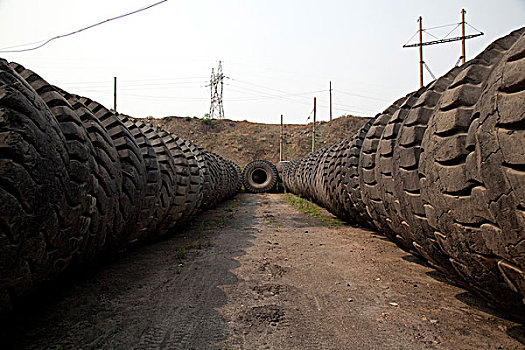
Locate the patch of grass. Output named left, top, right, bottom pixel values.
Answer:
left=201, top=117, right=219, bottom=128
left=214, top=216, right=229, bottom=228
left=193, top=199, right=238, bottom=228
left=282, top=192, right=344, bottom=227
left=262, top=219, right=281, bottom=227
left=200, top=220, right=215, bottom=229
left=224, top=199, right=238, bottom=213
left=175, top=246, right=187, bottom=261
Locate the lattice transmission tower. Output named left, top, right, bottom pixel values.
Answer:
left=208, top=61, right=226, bottom=119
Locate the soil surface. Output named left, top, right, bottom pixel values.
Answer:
left=2, top=193, right=524, bottom=349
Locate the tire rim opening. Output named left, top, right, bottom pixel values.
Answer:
left=252, top=169, right=268, bottom=184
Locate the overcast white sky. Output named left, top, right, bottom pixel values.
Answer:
left=0, top=0, right=524, bottom=124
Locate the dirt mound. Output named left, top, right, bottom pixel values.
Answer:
left=151, top=115, right=369, bottom=167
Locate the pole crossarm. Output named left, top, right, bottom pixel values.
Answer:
left=403, top=33, right=483, bottom=48
left=403, top=10, right=484, bottom=88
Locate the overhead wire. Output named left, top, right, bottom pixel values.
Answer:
left=332, top=89, right=388, bottom=102
left=423, top=30, right=440, bottom=40
left=466, top=22, right=484, bottom=34
left=52, top=72, right=376, bottom=119
left=424, top=22, right=460, bottom=30
left=228, top=78, right=378, bottom=112
left=305, top=108, right=314, bottom=121
left=227, top=87, right=329, bottom=102
left=331, top=94, right=376, bottom=115
left=229, top=78, right=291, bottom=94
left=443, top=23, right=461, bottom=39
left=404, top=30, right=420, bottom=47
left=403, top=20, right=482, bottom=46
left=120, top=93, right=207, bottom=101
left=227, top=82, right=328, bottom=103
left=423, top=62, right=436, bottom=80
left=0, top=0, right=168, bottom=53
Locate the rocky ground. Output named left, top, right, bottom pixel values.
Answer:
left=2, top=193, right=524, bottom=349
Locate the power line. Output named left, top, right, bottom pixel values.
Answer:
left=227, top=79, right=376, bottom=115
left=227, top=86, right=328, bottom=102
left=58, top=77, right=206, bottom=88
left=118, top=82, right=204, bottom=90
left=331, top=96, right=375, bottom=115
left=305, top=108, right=314, bottom=121
left=332, top=89, right=388, bottom=102
left=227, top=77, right=384, bottom=106
left=424, top=22, right=460, bottom=31
left=0, top=0, right=168, bottom=53
left=422, top=29, right=440, bottom=40
left=227, top=82, right=326, bottom=103
left=230, top=78, right=291, bottom=94
left=443, top=23, right=461, bottom=39
left=423, top=62, right=436, bottom=80
left=120, top=93, right=207, bottom=101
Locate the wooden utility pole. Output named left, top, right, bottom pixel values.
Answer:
left=329, top=81, right=333, bottom=121
left=419, top=16, right=424, bottom=88
left=280, top=114, right=284, bottom=162
left=312, top=97, right=316, bottom=152
left=461, top=9, right=466, bottom=65
left=403, top=11, right=483, bottom=86
left=113, top=77, right=117, bottom=111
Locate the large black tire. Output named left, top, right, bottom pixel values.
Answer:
left=475, top=32, right=525, bottom=306
left=58, top=90, right=123, bottom=262
left=172, top=136, right=204, bottom=219
left=326, top=140, right=352, bottom=220
left=359, top=94, right=413, bottom=249
left=341, top=119, right=375, bottom=228
left=391, top=66, right=462, bottom=275
left=420, top=28, right=525, bottom=314
left=135, top=121, right=179, bottom=237
left=0, top=60, right=74, bottom=313
left=374, top=88, right=426, bottom=254
left=242, top=160, right=278, bottom=193
left=117, top=114, right=162, bottom=240
left=10, top=63, right=99, bottom=269
left=156, top=129, right=191, bottom=227
left=77, top=96, right=148, bottom=248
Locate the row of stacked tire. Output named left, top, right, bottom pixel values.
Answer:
left=0, top=59, right=241, bottom=315
left=281, top=28, right=525, bottom=321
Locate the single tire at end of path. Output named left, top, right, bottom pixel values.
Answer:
left=242, top=160, right=278, bottom=193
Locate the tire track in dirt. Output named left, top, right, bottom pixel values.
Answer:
left=1, top=194, right=523, bottom=349
left=1, top=196, right=258, bottom=349
left=217, top=194, right=524, bottom=350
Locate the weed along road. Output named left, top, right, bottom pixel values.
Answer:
left=2, top=193, right=524, bottom=349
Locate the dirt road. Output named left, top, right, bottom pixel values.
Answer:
left=2, top=193, right=524, bottom=349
